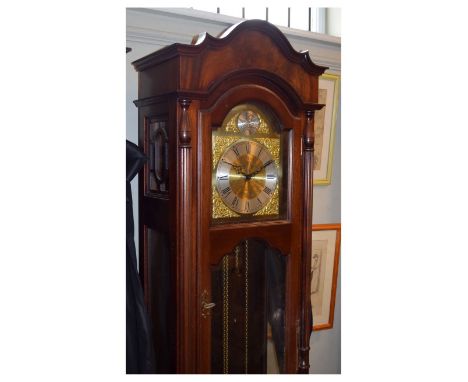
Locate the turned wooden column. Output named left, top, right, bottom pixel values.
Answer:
left=298, top=110, right=315, bottom=373
left=176, top=98, right=195, bottom=372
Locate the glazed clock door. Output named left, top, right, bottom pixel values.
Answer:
left=209, top=239, right=287, bottom=373
left=198, top=95, right=303, bottom=374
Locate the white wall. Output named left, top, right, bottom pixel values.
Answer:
left=310, top=98, right=341, bottom=373
left=126, top=7, right=341, bottom=374
left=326, top=8, right=342, bottom=37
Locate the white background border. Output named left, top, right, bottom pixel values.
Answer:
left=2, top=1, right=468, bottom=381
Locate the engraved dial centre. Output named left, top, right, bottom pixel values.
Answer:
left=229, top=153, right=266, bottom=200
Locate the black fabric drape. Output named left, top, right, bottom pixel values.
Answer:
left=126, top=140, right=155, bottom=373
left=266, top=247, right=286, bottom=371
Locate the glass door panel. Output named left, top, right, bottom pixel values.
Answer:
left=210, top=239, right=286, bottom=373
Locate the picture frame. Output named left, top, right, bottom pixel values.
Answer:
left=311, top=224, right=341, bottom=331
left=313, top=73, right=340, bottom=185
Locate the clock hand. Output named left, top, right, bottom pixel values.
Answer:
left=222, top=159, right=239, bottom=167
left=222, top=159, right=248, bottom=177
left=247, top=159, right=275, bottom=178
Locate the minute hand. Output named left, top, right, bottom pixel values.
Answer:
left=248, top=159, right=275, bottom=178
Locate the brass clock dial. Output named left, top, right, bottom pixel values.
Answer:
left=215, top=140, right=278, bottom=215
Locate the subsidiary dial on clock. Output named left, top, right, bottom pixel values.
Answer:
left=215, top=140, right=278, bottom=215
left=237, top=111, right=260, bottom=135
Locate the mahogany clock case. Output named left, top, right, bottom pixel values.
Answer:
left=132, top=20, right=326, bottom=373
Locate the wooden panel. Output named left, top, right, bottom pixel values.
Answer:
left=180, top=30, right=319, bottom=103
left=209, top=222, right=291, bottom=264
left=138, top=57, right=179, bottom=99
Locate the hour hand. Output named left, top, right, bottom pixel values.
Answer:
left=222, top=160, right=245, bottom=175
left=249, top=159, right=274, bottom=177
left=222, top=159, right=241, bottom=168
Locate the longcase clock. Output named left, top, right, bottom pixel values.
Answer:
left=132, top=20, right=327, bottom=374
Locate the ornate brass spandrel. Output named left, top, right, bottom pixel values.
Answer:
left=213, top=185, right=239, bottom=218
left=212, top=135, right=241, bottom=170
left=254, top=137, right=280, bottom=167
left=224, top=115, right=238, bottom=133
left=256, top=185, right=279, bottom=217
left=256, top=116, right=270, bottom=135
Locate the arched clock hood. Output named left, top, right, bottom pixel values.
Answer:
left=132, top=19, right=327, bottom=106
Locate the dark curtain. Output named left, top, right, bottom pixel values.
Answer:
left=126, top=140, right=155, bottom=373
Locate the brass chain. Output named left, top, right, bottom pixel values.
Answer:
left=244, top=240, right=249, bottom=373
left=223, top=255, right=230, bottom=373
left=222, top=257, right=225, bottom=373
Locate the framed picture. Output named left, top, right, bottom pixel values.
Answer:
left=314, top=73, right=340, bottom=185
left=311, top=224, right=341, bottom=331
